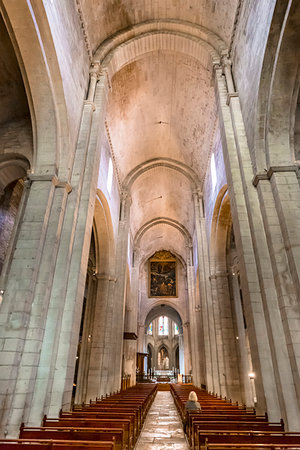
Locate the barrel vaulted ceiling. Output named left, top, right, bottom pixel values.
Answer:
left=79, top=0, right=240, bottom=262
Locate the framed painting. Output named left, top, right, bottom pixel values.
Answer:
left=149, top=251, right=177, bottom=297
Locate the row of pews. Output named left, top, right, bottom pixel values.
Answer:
left=0, top=384, right=157, bottom=450
left=171, top=384, right=300, bottom=449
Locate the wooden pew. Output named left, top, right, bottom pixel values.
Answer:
left=195, top=431, right=300, bottom=449
left=191, top=422, right=285, bottom=449
left=58, top=411, right=138, bottom=442
left=0, top=439, right=115, bottom=449
left=10, top=383, right=157, bottom=450
left=204, top=441, right=300, bottom=449
left=42, top=418, right=132, bottom=450
left=20, top=427, right=124, bottom=450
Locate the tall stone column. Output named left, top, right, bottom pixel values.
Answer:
left=93, top=275, right=117, bottom=398
left=16, top=66, right=110, bottom=422
left=0, top=175, right=71, bottom=436
left=182, top=322, right=192, bottom=375
left=74, top=269, right=97, bottom=405
left=193, top=191, right=219, bottom=392
left=123, top=264, right=139, bottom=386
left=178, top=333, right=185, bottom=375
left=254, top=169, right=300, bottom=420
left=229, top=265, right=253, bottom=406
left=104, top=191, right=131, bottom=393
left=214, top=57, right=300, bottom=427
left=137, top=322, right=146, bottom=353
left=185, top=244, right=202, bottom=387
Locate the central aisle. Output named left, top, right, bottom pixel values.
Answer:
left=135, top=390, right=189, bottom=449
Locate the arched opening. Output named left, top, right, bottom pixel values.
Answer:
left=72, top=230, right=96, bottom=404
left=210, top=186, right=254, bottom=405
left=74, top=192, right=116, bottom=403
left=0, top=12, right=32, bottom=282
left=144, top=305, right=185, bottom=381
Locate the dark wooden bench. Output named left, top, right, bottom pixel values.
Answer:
left=42, top=418, right=132, bottom=450
left=195, top=431, right=300, bottom=449
left=191, top=422, right=286, bottom=449
left=19, top=427, right=124, bottom=450
left=0, top=439, right=115, bottom=449
left=58, top=411, right=137, bottom=442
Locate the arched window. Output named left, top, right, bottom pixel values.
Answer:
left=174, top=323, right=179, bottom=335
left=147, top=322, right=153, bottom=335
left=158, top=316, right=169, bottom=335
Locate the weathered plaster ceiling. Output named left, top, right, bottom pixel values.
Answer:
left=130, top=167, right=194, bottom=238
left=137, top=223, right=187, bottom=265
left=82, top=0, right=238, bottom=262
left=79, top=0, right=239, bottom=53
left=105, top=51, right=215, bottom=258
left=107, top=52, right=216, bottom=181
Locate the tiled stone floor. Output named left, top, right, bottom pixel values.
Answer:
left=135, top=391, right=189, bottom=449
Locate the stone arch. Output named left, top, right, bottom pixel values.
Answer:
left=255, top=1, right=300, bottom=169
left=1, top=0, right=69, bottom=175
left=124, top=158, right=201, bottom=191
left=0, top=155, right=30, bottom=194
left=93, top=20, right=227, bottom=83
left=134, top=217, right=192, bottom=249
left=74, top=190, right=116, bottom=403
left=93, top=190, right=116, bottom=275
left=210, top=185, right=231, bottom=272
left=144, top=304, right=183, bottom=332
left=210, top=184, right=252, bottom=404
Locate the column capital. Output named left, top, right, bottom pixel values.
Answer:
left=89, top=62, right=101, bottom=79
left=221, top=54, right=232, bottom=70
left=121, top=189, right=132, bottom=205
left=192, top=188, right=203, bottom=199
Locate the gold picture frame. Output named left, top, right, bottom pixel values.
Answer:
left=148, top=251, right=177, bottom=298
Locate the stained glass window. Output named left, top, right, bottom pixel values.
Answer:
left=147, top=322, right=153, bottom=335
left=158, top=316, right=169, bottom=335
left=174, top=323, right=179, bottom=335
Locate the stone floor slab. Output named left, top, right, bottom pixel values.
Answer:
left=135, top=391, right=188, bottom=449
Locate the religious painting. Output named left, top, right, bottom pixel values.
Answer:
left=149, top=251, right=177, bottom=297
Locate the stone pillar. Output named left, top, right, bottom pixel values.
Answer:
left=214, top=56, right=300, bottom=426
left=178, top=333, right=185, bottom=375
left=74, top=269, right=97, bottom=405
left=193, top=191, right=220, bottom=392
left=0, top=175, right=71, bottom=436
left=185, top=244, right=202, bottom=387
left=123, top=264, right=139, bottom=386
left=103, top=191, right=131, bottom=393
left=137, top=322, right=145, bottom=353
left=209, top=273, right=225, bottom=396
left=182, top=322, right=192, bottom=375
left=91, top=274, right=116, bottom=398
left=45, top=67, right=109, bottom=417
left=253, top=168, right=300, bottom=424
left=230, top=265, right=253, bottom=406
